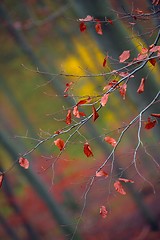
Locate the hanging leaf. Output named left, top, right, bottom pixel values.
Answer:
left=119, top=50, right=130, bottom=63
left=149, top=58, right=156, bottom=66
left=114, top=181, right=126, bottom=195
left=79, top=15, right=94, bottom=22
left=83, top=142, right=93, bottom=157
left=19, top=157, right=29, bottom=169
left=101, top=93, right=109, bottom=107
left=0, top=173, right=4, bottom=188
left=73, top=106, right=86, bottom=118
left=151, top=113, right=160, bottom=118
left=104, top=136, right=117, bottom=147
left=92, top=105, right=99, bottom=122
left=103, top=80, right=118, bottom=91
left=64, top=82, right=73, bottom=93
left=103, top=57, right=108, bottom=67
left=96, top=170, right=108, bottom=178
left=54, top=138, right=65, bottom=151
left=137, top=78, right=145, bottom=94
left=66, top=109, right=72, bottom=125
left=100, top=206, right=108, bottom=218
left=119, top=178, right=134, bottom=183
left=80, top=22, right=87, bottom=32
left=144, top=117, right=157, bottom=130
left=76, top=99, right=88, bottom=106
left=119, top=83, right=127, bottom=100
left=95, top=22, right=103, bottom=35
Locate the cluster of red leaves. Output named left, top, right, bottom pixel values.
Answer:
left=79, top=15, right=112, bottom=35
left=19, top=157, right=29, bottom=169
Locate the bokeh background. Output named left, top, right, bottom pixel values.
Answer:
left=0, top=0, right=160, bottom=239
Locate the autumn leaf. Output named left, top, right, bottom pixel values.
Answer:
left=119, top=83, right=127, bottom=100
left=151, top=113, right=160, bottom=118
left=149, top=58, right=156, bottom=66
left=119, top=50, right=130, bottom=63
left=144, top=117, right=157, bottom=130
left=119, top=178, right=134, bottom=183
left=19, top=157, right=29, bottom=169
left=83, top=142, right=93, bottom=157
left=73, top=106, right=86, bottom=118
left=64, top=82, right=73, bottom=93
left=100, top=206, right=108, bottom=218
left=79, top=15, right=93, bottom=22
left=95, top=22, right=103, bottom=35
left=107, top=18, right=113, bottom=24
left=101, top=93, right=109, bottom=107
left=54, top=138, right=65, bottom=151
left=66, top=109, right=71, bottom=125
left=104, top=136, right=117, bottom=147
left=103, top=80, right=118, bottom=91
left=149, top=45, right=160, bottom=53
left=76, top=99, right=88, bottom=106
left=137, top=78, right=145, bottom=94
left=92, top=105, right=99, bottom=122
left=114, top=181, right=126, bottom=195
left=80, top=22, right=87, bottom=32
left=0, top=173, right=4, bottom=188
left=96, top=170, right=108, bottom=177
left=103, top=57, right=107, bottom=67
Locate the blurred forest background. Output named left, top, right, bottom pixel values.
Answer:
left=0, top=0, right=160, bottom=239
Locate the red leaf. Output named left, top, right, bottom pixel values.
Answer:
left=141, top=47, right=148, bottom=54
left=103, top=57, right=107, bottom=67
left=114, top=181, right=126, bottom=195
left=95, top=22, right=103, bottom=35
left=54, top=138, right=65, bottom=151
left=119, top=178, right=134, bottom=183
left=152, top=0, right=160, bottom=5
left=76, top=99, right=88, bottom=106
left=151, top=113, right=160, bottom=118
left=66, top=110, right=71, bottom=125
left=104, top=136, right=117, bottom=147
left=96, top=170, right=108, bottom=177
left=84, top=142, right=93, bottom=157
left=100, top=206, right=108, bottom=218
left=0, top=173, right=4, bottom=188
left=79, top=15, right=93, bottom=22
left=119, top=83, right=127, bottom=100
left=101, top=93, right=109, bottom=107
left=19, top=157, right=29, bottom=169
left=107, top=18, right=113, bottom=24
left=149, top=58, right=156, bottom=66
left=103, top=80, right=118, bottom=91
left=64, top=82, right=73, bottom=93
left=92, top=105, right=99, bottom=122
left=149, top=45, right=160, bottom=53
left=137, top=78, right=145, bottom=94
left=73, top=106, right=86, bottom=118
left=119, top=50, right=130, bottom=63
left=80, top=22, right=87, bottom=32
left=135, top=53, right=147, bottom=61
left=144, top=117, right=157, bottom=130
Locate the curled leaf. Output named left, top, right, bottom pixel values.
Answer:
left=119, top=83, right=127, bottom=100
left=101, top=93, right=109, bottom=107
left=100, top=206, right=108, bottom=218
left=19, top=157, right=29, bottom=169
left=119, top=50, right=130, bottom=63
left=96, top=170, right=108, bottom=178
left=92, top=105, right=99, bottom=122
left=104, top=136, right=117, bottom=147
left=54, top=138, right=65, bottom=151
left=84, top=142, right=93, bottom=157
left=80, top=22, right=87, bottom=32
left=144, top=117, right=157, bottom=130
left=95, top=22, right=103, bottom=35
left=119, top=178, right=134, bottom=183
left=0, top=173, right=4, bottom=188
left=114, top=181, right=126, bottom=195
left=66, top=110, right=72, bottom=125
left=79, top=15, right=93, bottom=22
left=137, top=78, right=145, bottom=94
left=151, top=113, right=160, bottom=118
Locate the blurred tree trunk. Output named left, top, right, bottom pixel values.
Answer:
left=0, top=214, right=20, bottom=240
